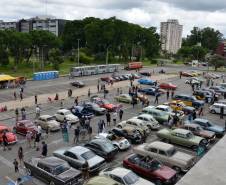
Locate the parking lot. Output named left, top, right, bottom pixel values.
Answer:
left=0, top=66, right=225, bottom=185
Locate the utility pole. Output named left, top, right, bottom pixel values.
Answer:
left=77, top=39, right=80, bottom=66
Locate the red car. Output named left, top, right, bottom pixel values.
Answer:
left=100, top=76, right=115, bottom=83
left=14, top=120, right=37, bottom=136
left=123, top=154, right=177, bottom=185
left=0, top=125, right=17, bottom=144
left=92, top=97, right=122, bottom=112
left=159, top=83, right=177, bottom=90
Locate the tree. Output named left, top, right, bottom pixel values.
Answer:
left=48, top=48, right=63, bottom=70
left=206, top=54, right=226, bottom=71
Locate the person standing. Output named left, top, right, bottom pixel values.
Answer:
left=106, top=112, right=111, bottom=126
left=88, top=126, right=92, bottom=141
left=82, top=160, right=89, bottom=180
left=18, top=147, right=24, bottom=166
left=2, top=131, right=8, bottom=151
left=34, top=131, right=40, bottom=151
left=119, top=109, right=124, bottom=121
left=54, top=93, right=59, bottom=101
left=220, top=106, right=224, bottom=119
left=26, top=131, right=32, bottom=148
left=15, top=108, right=19, bottom=122
left=98, top=120, right=102, bottom=134
left=37, top=124, right=42, bottom=138
left=73, top=126, right=80, bottom=144
left=198, top=107, right=204, bottom=117
left=97, top=84, right=100, bottom=92
left=13, top=91, right=17, bottom=100
left=171, top=90, right=175, bottom=99
left=74, top=96, right=78, bottom=106
left=21, top=108, right=26, bottom=120
left=41, top=141, right=48, bottom=157
left=13, top=159, right=19, bottom=173
left=192, top=110, right=197, bottom=120
left=132, top=97, right=136, bottom=108
left=34, top=95, right=38, bottom=104
left=88, top=88, right=91, bottom=97
left=154, top=93, right=159, bottom=104
left=166, top=90, right=169, bottom=100
left=112, top=111, right=117, bottom=126
left=35, top=105, right=41, bottom=119
left=20, top=92, right=23, bottom=101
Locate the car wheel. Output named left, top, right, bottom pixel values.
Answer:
left=49, top=181, right=55, bottom=185
left=117, top=125, right=122, bottom=129
left=173, top=166, right=181, bottom=173
left=26, top=168, right=32, bottom=176
left=192, top=145, right=198, bottom=151
left=113, top=144, right=119, bottom=151
left=155, top=179, right=162, bottom=185
left=210, top=109, right=216, bottom=114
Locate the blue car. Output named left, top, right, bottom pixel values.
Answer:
left=138, top=78, right=156, bottom=85
left=138, top=88, right=159, bottom=96
left=192, top=118, right=225, bottom=137
left=70, top=106, right=94, bottom=119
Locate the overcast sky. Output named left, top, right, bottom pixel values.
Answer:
left=0, top=0, right=226, bottom=37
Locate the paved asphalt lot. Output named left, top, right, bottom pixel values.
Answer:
left=0, top=65, right=225, bottom=185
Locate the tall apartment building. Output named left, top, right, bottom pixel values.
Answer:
left=160, top=19, right=183, bottom=54
left=0, top=20, right=18, bottom=31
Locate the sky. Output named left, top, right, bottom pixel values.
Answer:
left=0, top=0, right=226, bottom=37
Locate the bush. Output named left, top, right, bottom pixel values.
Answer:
left=80, top=52, right=94, bottom=65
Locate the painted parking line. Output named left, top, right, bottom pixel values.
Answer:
left=0, top=155, right=13, bottom=168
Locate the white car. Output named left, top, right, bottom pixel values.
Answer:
left=100, top=167, right=154, bottom=185
left=156, top=105, right=184, bottom=120
left=209, top=103, right=226, bottom=114
left=117, top=118, right=150, bottom=135
left=95, top=133, right=131, bottom=150
left=35, top=115, right=60, bottom=131
left=133, top=114, right=160, bottom=130
left=55, top=109, right=79, bottom=125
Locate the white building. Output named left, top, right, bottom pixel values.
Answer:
left=0, top=20, right=18, bottom=30
left=160, top=19, right=183, bottom=54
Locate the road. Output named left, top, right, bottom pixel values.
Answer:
left=0, top=65, right=224, bottom=185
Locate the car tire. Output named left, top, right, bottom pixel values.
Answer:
left=49, top=181, right=55, bottom=185
left=162, top=138, right=170, bottom=143
left=210, top=109, right=216, bottom=114
left=26, top=168, right=32, bottom=176
left=192, top=145, right=198, bottom=151
left=172, top=166, right=181, bottom=173
left=155, top=179, right=163, bottom=185
left=117, top=125, right=122, bottom=129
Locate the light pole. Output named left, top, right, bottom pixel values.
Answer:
left=77, top=39, right=80, bottom=66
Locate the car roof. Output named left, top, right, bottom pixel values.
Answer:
left=109, top=167, right=130, bottom=177
left=39, top=156, right=66, bottom=168
left=68, top=146, right=90, bottom=155
left=39, top=115, right=52, bottom=119
left=58, top=109, right=70, bottom=113
left=138, top=114, right=154, bottom=119
left=127, top=118, right=144, bottom=123
left=90, top=138, right=110, bottom=145
left=184, top=123, right=199, bottom=128
left=173, top=128, right=191, bottom=134
left=156, top=105, right=169, bottom=109
left=148, top=141, right=174, bottom=151
left=194, top=118, right=208, bottom=123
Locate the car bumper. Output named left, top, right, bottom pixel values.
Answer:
left=119, top=143, right=131, bottom=150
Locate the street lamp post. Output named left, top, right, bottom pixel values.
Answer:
left=77, top=39, right=80, bottom=66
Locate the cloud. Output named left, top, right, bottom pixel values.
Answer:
left=0, top=0, right=226, bottom=36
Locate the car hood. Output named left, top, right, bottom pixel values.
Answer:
left=199, top=130, right=215, bottom=138
left=6, top=132, right=17, bottom=142
left=48, top=120, right=60, bottom=127
left=134, top=178, right=154, bottom=185
left=154, top=166, right=176, bottom=180
left=57, top=168, right=81, bottom=182
left=209, top=125, right=225, bottom=132
left=104, top=104, right=116, bottom=109
left=66, top=114, right=78, bottom=120
left=88, top=156, right=105, bottom=168
left=171, top=151, right=194, bottom=163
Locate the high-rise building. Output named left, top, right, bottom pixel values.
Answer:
left=0, top=20, right=18, bottom=31
left=160, top=19, right=183, bottom=54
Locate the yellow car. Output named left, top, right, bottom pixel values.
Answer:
left=191, top=71, right=202, bottom=77
left=164, top=100, right=186, bottom=111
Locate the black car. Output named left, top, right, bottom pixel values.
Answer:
left=70, top=81, right=85, bottom=88
left=84, top=139, right=118, bottom=161
left=83, top=102, right=106, bottom=115
left=70, top=105, right=94, bottom=119
left=110, top=128, right=142, bottom=144
left=24, top=157, right=83, bottom=185
left=139, top=71, right=151, bottom=76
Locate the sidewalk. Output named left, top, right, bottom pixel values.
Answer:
left=0, top=74, right=177, bottom=111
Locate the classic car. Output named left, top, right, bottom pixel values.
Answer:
left=35, top=115, right=60, bottom=131
left=115, top=94, right=138, bottom=104
left=209, top=103, right=226, bottom=114
left=116, top=118, right=150, bottom=136
left=110, top=127, right=143, bottom=144
left=131, top=73, right=141, bottom=79
left=192, top=118, right=225, bottom=137
left=100, top=167, right=154, bottom=185
left=138, top=78, right=156, bottom=85
left=156, top=128, right=208, bottom=150
left=100, top=76, right=115, bottom=83
left=133, top=141, right=196, bottom=173
left=53, top=146, right=105, bottom=173
left=86, top=176, right=119, bottom=185
left=14, top=120, right=37, bottom=136
left=84, top=138, right=118, bottom=160
left=133, top=114, right=160, bottom=130
left=209, top=86, right=226, bottom=95
left=83, top=102, right=106, bottom=115
left=138, top=88, right=162, bottom=96
left=70, top=80, right=85, bottom=88
left=91, top=97, right=122, bottom=112
left=0, top=125, right=17, bottom=144
left=172, top=94, right=205, bottom=108
left=163, top=100, right=186, bottom=112
left=95, top=133, right=131, bottom=150
left=159, top=83, right=177, bottom=90
left=181, top=71, right=193, bottom=77
left=155, top=105, right=184, bottom=120
left=55, top=109, right=79, bottom=125
left=24, top=157, right=83, bottom=185
left=123, top=154, right=177, bottom=185
left=70, top=106, right=94, bottom=119
left=193, top=90, right=214, bottom=102
left=141, top=107, right=170, bottom=124
left=180, top=123, right=216, bottom=142
left=139, top=71, right=152, bottom=76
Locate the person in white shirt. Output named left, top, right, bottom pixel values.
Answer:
left=35, top=106, right=41, bottom=119
left=112, top=111, right=117, bottom=126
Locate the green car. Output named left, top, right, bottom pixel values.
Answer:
left=141, top=106, right=169, bottom=124
left=115, top=94, right=139, bottom=104
left=156, top=128, right=208, bottom=150
left=86, top=175, right=119, bottom=185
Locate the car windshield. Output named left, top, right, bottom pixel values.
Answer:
left=207, top=121, right=213, bottom=127
left=150, top=160, right=162, bottom=170
left=46, top=117, right=54, bottom=121
left=53, top=163, right=70, bottom=175
left=64, top=111, right=71, bottom=115
left=167, top=148, right=176, bottom=156
left=81, top=151, right=96, bottom=160
left=186, top=132, right=194, bottom=138
left=101, top=141, right=114, bottom=152
left=123, top=172, right=139, bottom=185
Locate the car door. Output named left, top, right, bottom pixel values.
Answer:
left=37, top=163, right=54, bottom=184
left=64, top=151, right=82, bottom=169
left=17, top=122, right=26, bottom=135
left=158, top=149, right=168, bottom=164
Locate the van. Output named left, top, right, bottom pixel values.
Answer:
left=209, top=103, right=226, bottom=114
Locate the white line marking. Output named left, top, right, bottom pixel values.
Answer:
left=0, top=155, right=14, bottom=168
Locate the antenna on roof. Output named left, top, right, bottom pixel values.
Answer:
left=45, top=0, right=47, bottom=16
